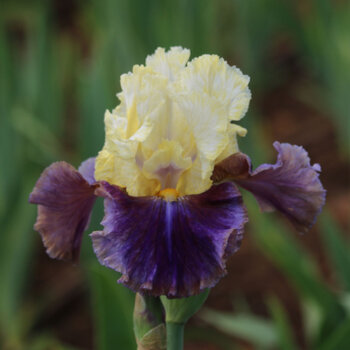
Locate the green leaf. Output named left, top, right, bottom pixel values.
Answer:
left=301, top=298, right=323, bottom=345
left=319, top=211, right=350, bottom=291
left=29, top=334, right=80, bottom=350
left=268, top=297, right=298, bottom=350
left=245, top=195, right=346, bottom=346
left=0, top=181, right=36, bottom=341
left=318, top=317, right=350, bottom=350
left=199, top=308, right=278, bottom=349
left=86, top=263, right=136, bottom=350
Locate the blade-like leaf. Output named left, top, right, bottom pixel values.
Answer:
left=319, top=211, right=350, bottom=291
left=199, top=308, right=278, bottom=349
left=268, top=297, right=298, bottom=350
left=318, top=317, right=350, bottom=350
left=86, top=263, right=136, bottom=350
left=244, top=194, right=346, bottom=346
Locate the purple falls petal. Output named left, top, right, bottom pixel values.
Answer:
left=234, top=142, right=326, bottom=233
left=91, top=181, right=248, bottom=297
left=29, top=161, right=97, bottom=261
left=78, top=157, right=96, bottom=185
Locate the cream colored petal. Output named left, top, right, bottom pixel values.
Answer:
left=175, top=54, right=251, bottom=121
left=146, top=47, right=190, bottom=80
left=177, top=155, right=213, bottom=195
left=117, top=64, right=168, bottom=137
left=95, top=148, right=159, bottom=196
left=136, top=98, right=171, bottom=151
left=96, top=47, right=252, bottom=197
left=140, top=98, right=197, bottom=159
left=94, top=149, right=116, bottom=185
left=119, top=65, right=149, bottom=129
left=142, top=140, right=192, bottom=189
left=169, top=102, right=197, bottom=157
left=103, top=110, right=138, bottom=158
left=174, top=93, right=229, bottom=161
left=216, top=124, right=247, bottom=163
left=97, top=65, right=170, bottom=193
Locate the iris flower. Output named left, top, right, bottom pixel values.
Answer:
left=29, top=47, right=325, bottom=298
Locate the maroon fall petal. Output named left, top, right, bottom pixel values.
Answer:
left=29, top=161, right=97, bottom=261
left=234, top=142, right=326, bottom=233
left=91, top=181, right=248, bottom=297
left=211, top=152, right=251, bottom=183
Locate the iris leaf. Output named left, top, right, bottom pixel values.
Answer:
left=267, top=297, right=298, bottom=350
left=0, top=182, right=36, bottom=342
left=199, top=308, right=278, bottom=349
left=245, top=195, right=346, bottom=347
left=86, top=264, right=136, bottom=350
left=319, top=211, right=350, bottom=291
left=318, top=317, right=350, bottom=350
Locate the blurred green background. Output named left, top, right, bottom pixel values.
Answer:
left=1, top=0, right=349, bottom=349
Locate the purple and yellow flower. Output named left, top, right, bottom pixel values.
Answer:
left=29, top=47, right=325, bottom=298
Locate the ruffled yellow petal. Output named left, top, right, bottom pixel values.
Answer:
left=175, top=54, right=251, bottom=121
left=95, top=47, right=251, bottom=197
left=143, top=139, right=192, bottom=189
left=117, top=65, right=167, bottom=135
left=177, top=156, right=213, bottom=195
left=103, top=110, right=138, bottom=158
left=174, top=93, right=229, bottom=160
left=216, top=124, right=247, bottom=163
left=146, top=46, right=190, bottom=81
left=94, top=149, right=116, bottom=185
left=95, top=148, right=158, bottom=196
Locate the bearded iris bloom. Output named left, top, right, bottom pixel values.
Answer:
left=29, top=47, right=325, bottom=298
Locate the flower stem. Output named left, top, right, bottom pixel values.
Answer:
left=166, top=322, right=184, bottom=350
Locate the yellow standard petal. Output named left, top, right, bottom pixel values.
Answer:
left=95, top=47, right=251, bottom=197
left=177, top=155, right=213, bottom=195
left=146, top=46, right=190, bottom=81
left=174, top=92, right=229, bottom=161
left=175, top=54, right=251, bottom=121
left=143, top=139, right=192, bottom=190
left=216, top=124, right=248, bottom=163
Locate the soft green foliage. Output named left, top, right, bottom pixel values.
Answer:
left=294, top=0, right=350, bottom=153
left=267, top=298, right=297, bottom=350
left=319, top=212, right=350, bottom=291
left=200, top=308, right=279, bottom=349
left=0, top=0, right=348, bottom=349
left=248, top=197, right=349, bottom=348
left=87, top=264, right=136, bottom=350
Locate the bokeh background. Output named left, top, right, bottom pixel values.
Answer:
left=1, top=0, right=349, bottom=349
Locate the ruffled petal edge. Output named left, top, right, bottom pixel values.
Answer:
left=29, top=159, right=97, bottom=261
left=213, top=142, right=326, bottom=233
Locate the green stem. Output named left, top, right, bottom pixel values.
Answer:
left=166, top=322, right=184, bottom=350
